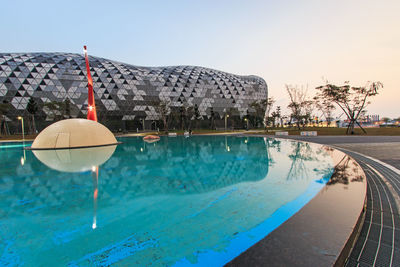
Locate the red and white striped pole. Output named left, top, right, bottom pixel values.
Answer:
left=83, top=45, right=98, bottom=122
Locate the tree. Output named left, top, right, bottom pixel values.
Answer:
left=193, top=104, right=203, bottom=129
left=276, top=106, right=281, bottom=127
left=270, top=111, right=278, bottom=127
left=43, top=101, right=66, bottom=121
left=303, top=99, right=314, bottom=127
left=155, top=100, right=171, bottom=132
left=210, top=107, right=216, bottom=130
left=286, top=85, right=310, bottom=129
left=183, top=102, right=194, bottom=130
left=169, top=107, right=180, bottom=130
left=271, top=106, right=283, bottom=127
left=0, top=101, right=11, bottom=136
left=313, top=94, right=336, bottom=127
left=263, top=97, right=275, bottom=127
left=250, top=99, right=268, bottom=128
left=280, top=115, right=287, bottom=127
left=179, top=106, right=185, bottom=130
left=64, top=98, right=71, bottom=118
left=27, top=97, right=39, bottom=134
left=228, top=107, right=240, bottom=129
left=315, top=81, right=383, bottom=134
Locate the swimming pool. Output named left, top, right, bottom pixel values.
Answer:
left=0, top=136, right=336, bottom=266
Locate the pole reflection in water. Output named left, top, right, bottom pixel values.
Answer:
left=20, top=143, right=26, bottom=166
left=225, top=136, right=230, bottom=152
left=92, top=166, right=99, bottom=229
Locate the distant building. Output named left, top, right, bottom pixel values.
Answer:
left=365, top=114, right=380, bottom=123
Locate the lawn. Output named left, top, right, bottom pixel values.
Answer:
left=2, top=127, right=400, bottom=142
left=250, top=127, right=400, bottom=136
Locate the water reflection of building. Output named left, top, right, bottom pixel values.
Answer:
left=101, top=136, right=270, bottom=196
left=0, top=136, right=269, bottom=218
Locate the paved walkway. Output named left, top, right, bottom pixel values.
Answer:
left=267, top=136, right=400, bottom=267
left=341, top=151, right=400, bottom=267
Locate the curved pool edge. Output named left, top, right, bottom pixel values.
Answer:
left=227, top=137, right=367, bottom=267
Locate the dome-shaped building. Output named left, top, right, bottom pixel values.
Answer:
left=0, top=53, right=267, bottom=131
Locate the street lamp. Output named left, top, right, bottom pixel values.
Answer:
left=225, top=114, right=229, bottom=131
left=244, top=118, right=249, bottom=130
left=17, top=116, right=25, bottom=142
left=140, top=119, right=145, bottom=131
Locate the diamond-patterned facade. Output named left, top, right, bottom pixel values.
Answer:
left=0, top=53, right=267, bottom=130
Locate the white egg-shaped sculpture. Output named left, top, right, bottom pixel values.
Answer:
left=31, top=118, right=118, bottom=149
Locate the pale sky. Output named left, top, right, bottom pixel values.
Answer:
left=1, top=0, right=399, bottom=118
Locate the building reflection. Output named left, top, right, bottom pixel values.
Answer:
left=112, top=136, right=270, bottom=196
left=2, top=137, right=270, bottom=219
left=1, top=136, right=349, bottom=225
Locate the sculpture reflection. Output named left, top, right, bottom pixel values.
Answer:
left=32, top=145, right=116, bottom=173
left=32, top=145, right=117, bottom=231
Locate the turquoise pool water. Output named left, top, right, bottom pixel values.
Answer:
left=0, top=136, right=335, bottom=266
